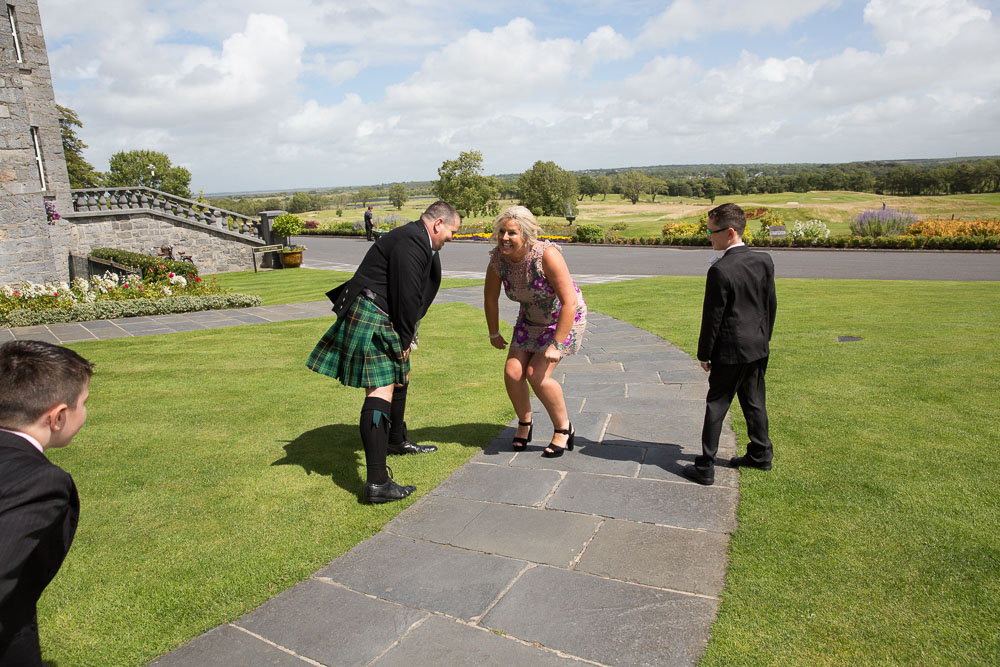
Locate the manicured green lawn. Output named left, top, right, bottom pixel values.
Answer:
left=41, top=302, right=512, bottom=666
left=209, top=268, right=481, bottom=305
left=584, top=277, right=1000, bottom=664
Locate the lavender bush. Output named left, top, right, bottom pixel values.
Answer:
left=850, top=208, right=916, bottom=237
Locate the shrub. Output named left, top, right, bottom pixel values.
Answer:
left=790, top=220, right=832, bottom=239
left=90, top=247, right=198, bottom=278
left=302, top=219, right=319, bottom=229
left=905, top=218, right=1000, bottom=237
left=574, top=224, right=605, bottom=243
left=661, top=222, right=699, bottom=237
left=4, top=294, right=262, bottom=327
left=850, top=208, right=915, bottom=237
left=271, top=213, right=303, bottom=237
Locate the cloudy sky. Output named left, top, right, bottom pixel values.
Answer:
left=39, top=0, right=1000, bottom=194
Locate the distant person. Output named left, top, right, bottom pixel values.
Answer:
left=0, top=340, right=93, bottom=666
left=684, top=203, right=777, bottom=486
left=484, top=206, right=587, bottom=458
left=364, top=205, right=374, bottom=241
left=306, top=201, right=461, bottom=503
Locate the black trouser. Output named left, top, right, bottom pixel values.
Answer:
left=696, top=356, right=772, bottom=470
left=365, top=222, right=373, bottom=241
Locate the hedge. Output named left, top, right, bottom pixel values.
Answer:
left=3, top=294, right=262, bottom=327
left=90, top=247, right=199, bottom=277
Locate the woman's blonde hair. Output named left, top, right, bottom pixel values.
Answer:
left=491, top=205, right=541, bottom=246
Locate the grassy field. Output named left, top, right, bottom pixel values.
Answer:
left=37, top=274, right=1000, bottom=665
left=209, top=268, right=482, bottom=306
left=584, top=277, right=1000, bottom=664
left=301, top=192, right=1000, bottom=240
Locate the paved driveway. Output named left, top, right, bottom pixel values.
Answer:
left=297, top=236, right=1000, bottom=281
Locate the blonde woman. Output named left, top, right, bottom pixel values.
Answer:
left=484, top=206, right=587, bottom=457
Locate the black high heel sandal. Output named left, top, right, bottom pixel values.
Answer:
left=512, top=420, right=533, bottom=451
left=541, top=424, right=575, bottom=458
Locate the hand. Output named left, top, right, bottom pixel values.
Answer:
left=700, top=361, right=711, bottom=372
left=401, top=348, right=411, bottom=362
left=490, top=334, right=508, bottom=350
left=544, top=344, right=562, bottom=363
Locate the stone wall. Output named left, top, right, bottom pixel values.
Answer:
left=1, top=0, right=72, bottom=285
left=56, top=211, right=263, bottom=275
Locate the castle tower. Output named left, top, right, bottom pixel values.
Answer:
left=1, top=0, right=72, bottom=284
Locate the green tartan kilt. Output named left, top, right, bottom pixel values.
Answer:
left=306, top=295, right=409, bottom=388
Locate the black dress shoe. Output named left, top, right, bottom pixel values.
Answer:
left=387, top=440, right=438, bottom=455
left=730, top=455, right=772, bottom=471
left=364, top=478, right=416, bottom=504
left=682, top=464, right=715, bottom=486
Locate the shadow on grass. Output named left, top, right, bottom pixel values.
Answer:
left=271, top=421, right=506, bottom=500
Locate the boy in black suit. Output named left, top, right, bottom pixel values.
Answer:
left=684, top=203, right=777, bottom=486
left=0, top=340, right=92, bottom=666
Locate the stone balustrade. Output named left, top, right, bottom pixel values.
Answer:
left=71, top=187, right=263, bottom=240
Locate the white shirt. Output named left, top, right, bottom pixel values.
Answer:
left=0, top=427, right=44, bottom=453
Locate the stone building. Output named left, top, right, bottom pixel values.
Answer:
left=1, top=1, right=270, bottom=286
left=1, top=0, right=72, bottom=284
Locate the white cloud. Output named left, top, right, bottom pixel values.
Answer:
left=638, top=0, right=842, bottom=45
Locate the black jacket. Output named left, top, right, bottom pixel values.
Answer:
left=326, top=220, right=442, bottom=349
left=0, top=430, right=78, bottom=658
left=697, top=246, right=777, bottom=364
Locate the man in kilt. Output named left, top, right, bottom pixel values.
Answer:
left=306, top=201, right=461, bottom=503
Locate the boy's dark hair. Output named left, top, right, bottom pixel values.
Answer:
left=708, top=203, right=747, bottom=236
left=0, top=340, right=93, bottom=428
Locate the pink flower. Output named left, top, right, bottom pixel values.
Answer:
left=195, top=276, right=201, bottom=282
left=169, top=272, right=175, bottom=278
left=123, top=284, right=129, bottom=289
left=53, top=291, right=58, bottom=297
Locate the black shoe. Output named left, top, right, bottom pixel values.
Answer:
left=387, top=440, right=438, bottom=455
left=364, top=478, right=416, bottom=503
left=682, top=464, right=715, bottom=486
left=512, top=420, right=533, bottom=451
left=730, top=455, right=772, bottom=471
left=541, top=424, right=574, bottom=458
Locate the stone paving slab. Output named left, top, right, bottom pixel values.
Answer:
left=372, top=615, right=582, bottom=666
left=605, top=413, right=705, bottom=447
left=575, top=519, right=730, bottom=597
left=315, top=532, right=527, bottom=620
left=236, top=579, right=426, bottom=666
left=430, top=462, right=562, bottom=506
left=480, top=566, right=718, bottom=667
left=509, top=440, right=643, bottom=477
left=148, top=624, right=309, bottom=666
left=635, top=442, right=739, bottom=487
left=547, top=473, right=738, bottom=532
left=388, top=496, right=601, bottom=567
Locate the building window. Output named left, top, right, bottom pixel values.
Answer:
left=7, top=4, right=23, bottom=64
left=31, top=127, right=47, bottom=190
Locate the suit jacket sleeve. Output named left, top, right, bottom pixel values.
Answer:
left=767, top=259, right=777, bottom=340
left=388, top=234, right=430, bottom=349
left=697, top=264, right=729, bottom=362
left=0, top=463, right=77, bottom=634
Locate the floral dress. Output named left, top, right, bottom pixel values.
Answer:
left=488, top=241, right=587, bottom=357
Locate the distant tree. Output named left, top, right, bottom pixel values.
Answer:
left=617, top=170, right=649, bottom=204
left=848, top=169, right=875, bottom=193
left=595, top=174, right=612, bottom=200
left=823, top=168, right=847, bottom=191
left=387, top=183, right=408, bottom=210
left=724, top=169, right=747, bottom=196
left=577, top=174, right=598, bottom=200
left=647, top=177, right=667, bottom=202
left=432, top=150, right=501, bottom=217
left=57, top=105, right=103, bottom=188
left=701, top=177, right=726, bottom=204
left=105, top=149, right=192, bottom=198
left=517, top=160, right=579, bottom=216
left=356, top=188, right=376, bottom=207
left=287, top=192, right=314, bottom=214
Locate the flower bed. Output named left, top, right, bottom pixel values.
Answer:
left=1, top=272, right=261, bottom=327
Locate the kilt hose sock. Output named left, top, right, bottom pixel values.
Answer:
left=388, top=383, right=408, bottom=447
left=360, top=396, right=392, bottom=485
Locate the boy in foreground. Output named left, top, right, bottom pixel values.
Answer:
left=0, top=340, right=93, bottom=666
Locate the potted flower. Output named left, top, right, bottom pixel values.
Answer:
left=271, top=213, right=305, bottom=268
left=282, top=244, right=307, bottom=268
